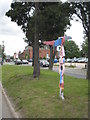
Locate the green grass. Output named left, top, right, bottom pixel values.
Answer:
left=2, top=65, right=88, bottom=118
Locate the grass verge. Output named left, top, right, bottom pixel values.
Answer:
left=2, top=65, right=88, bottom=118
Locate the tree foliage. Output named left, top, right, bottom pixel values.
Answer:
left=6, top=2, right=73, bottom=77
left=37, top=2, right=73, bottom=70
left=70, top=2, right=90, bottom=37
left=70, top=1, right=90, bottom=79
left=64, top=40, right=80, bottom=59
left=37, top=2, right=73, bottom=41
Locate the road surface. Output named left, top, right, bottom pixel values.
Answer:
left=53, top=66, right=87, bottom=79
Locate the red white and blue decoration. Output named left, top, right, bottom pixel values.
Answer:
left=43, top=35, right=72, bottom=100
left=54, top=36, right=65, bottom=100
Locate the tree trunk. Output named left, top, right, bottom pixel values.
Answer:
left=87, top=30, right=90, bottom=80
left=32, top=45, right=34, bottom=66
left=88, top=16, right=90, bottom=119
left=33, top=3, right=40, bottom=78
left=87, top=7, right=90, bottom=80
left=49, top=45, right=53, bottom=70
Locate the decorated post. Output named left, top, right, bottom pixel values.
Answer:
left=54, top=36, right=65, bottom=100
left=59, top=37, right=65, bottom=100
left=44, top=35, right=72, bottom=100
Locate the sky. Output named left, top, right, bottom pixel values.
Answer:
left=0, top=0, right=85, bottom=56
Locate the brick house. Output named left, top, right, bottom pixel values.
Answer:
left=18, top=46, right=50, bottom=60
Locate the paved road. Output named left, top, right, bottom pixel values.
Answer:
left=53, top=66, right=87, bottom=79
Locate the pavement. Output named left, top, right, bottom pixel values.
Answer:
left=0, top=80, right=19, bottom=118
left=2, top=92, right=14, bottom=118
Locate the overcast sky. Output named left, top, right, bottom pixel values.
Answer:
left=0, top=0, right=84, bottom=56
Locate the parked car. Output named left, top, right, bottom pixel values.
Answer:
left=85, top=58, right=88, bottom=63
left=66, top=58, right=72, bottom=62
left=77, top=58, right=86, bottom=63
left=22, top=60, right=28, bottom=64
left=40, top=59, right=49, bottom=67
left=54, top=58, right=58, bottom=63
left=73, top=58, right=79, bottom=62
left=28, top=59, right=32, bottom=62
left=15, top=59, right=22, bottom=65
left=71, top=58, right=74, bottom=63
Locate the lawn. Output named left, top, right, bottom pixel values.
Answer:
left=2, top=65, right=88, bottom=118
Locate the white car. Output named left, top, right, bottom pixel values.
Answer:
left=85, top=58, right=88, bottom=63
left=40, top=59, right=49, bottom=67
left=66, top=58, right=72, bottom=62
left=22, top=60, right=28, bottom=64
left=15, top=59, right=22, bottom=65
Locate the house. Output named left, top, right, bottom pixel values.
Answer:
left=18, top=45, right=50, bottom=60
left=18, top=44, right=60, bottom=61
